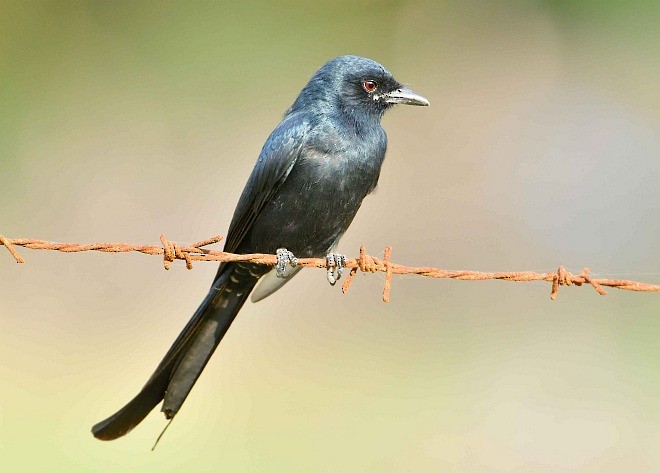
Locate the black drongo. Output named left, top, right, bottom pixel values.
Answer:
left=92, top=55, right=429, bottom=440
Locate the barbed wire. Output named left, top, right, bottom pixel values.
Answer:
left=1, top=234, right=659, bottom=302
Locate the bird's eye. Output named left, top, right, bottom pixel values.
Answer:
left=362, top=80, right=378, bottom=93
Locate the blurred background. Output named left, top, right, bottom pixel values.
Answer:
left=1, top=0, right=659, bottom=471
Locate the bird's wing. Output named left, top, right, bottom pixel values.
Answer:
left=222, top=113, right=311, bottom=255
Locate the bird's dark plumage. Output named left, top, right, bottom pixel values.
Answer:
left=92, top=55, right=428, bottom=440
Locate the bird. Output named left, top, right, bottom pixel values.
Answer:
left=92, top=55, right=429, bottom=440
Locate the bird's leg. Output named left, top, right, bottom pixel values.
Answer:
left=325, top=252, right=348, bottom=286
left=275, top=248, right=298, bottom=278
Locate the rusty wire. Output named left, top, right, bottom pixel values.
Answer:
left=1, top=234, right=659, bottom=302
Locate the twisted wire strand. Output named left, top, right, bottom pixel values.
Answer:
left=1, top=234, right=659, bottom=301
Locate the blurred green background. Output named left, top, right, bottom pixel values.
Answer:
left=1, top=1, right=659, bottom=471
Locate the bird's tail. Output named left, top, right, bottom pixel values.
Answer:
left=91, top=263, right=260, bottom=440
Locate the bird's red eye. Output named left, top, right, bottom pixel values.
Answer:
left=362, top=80, right=377, bottom=93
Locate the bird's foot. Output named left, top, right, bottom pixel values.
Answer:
left=325, top=252, right=347, bottom=286
left=275, top=248, right=298, bottom=278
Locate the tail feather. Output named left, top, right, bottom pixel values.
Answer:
left=91, top=264, right=259, bottom=440
left=91, top=358, right=174, bottom=440
left=162, top=279, right=253, bottom=418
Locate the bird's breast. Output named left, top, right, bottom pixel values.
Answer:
left=247, top=136, right=386, bottom=257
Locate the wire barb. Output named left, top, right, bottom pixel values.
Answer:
left=0, top=235, right=25, bottom=263
left=383, top=246, right=392, bottom=302
left=160, top=234, right=194, bottom=270
left=580, top=267, right=607, bottom=296
left=1, top=234, right=659, bottom=302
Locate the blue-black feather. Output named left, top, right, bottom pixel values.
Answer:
left=92, top=55, right=421, bottom=441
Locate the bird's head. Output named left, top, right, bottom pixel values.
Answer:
left=289, top=56, right=429, bottom=122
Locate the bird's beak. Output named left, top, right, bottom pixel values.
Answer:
left=383, top=86, right=430, bottom=106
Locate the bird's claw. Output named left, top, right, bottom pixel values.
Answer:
left=325, top=252, right=347, bottom=286
left=275, top=248, right=298, bottom=278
